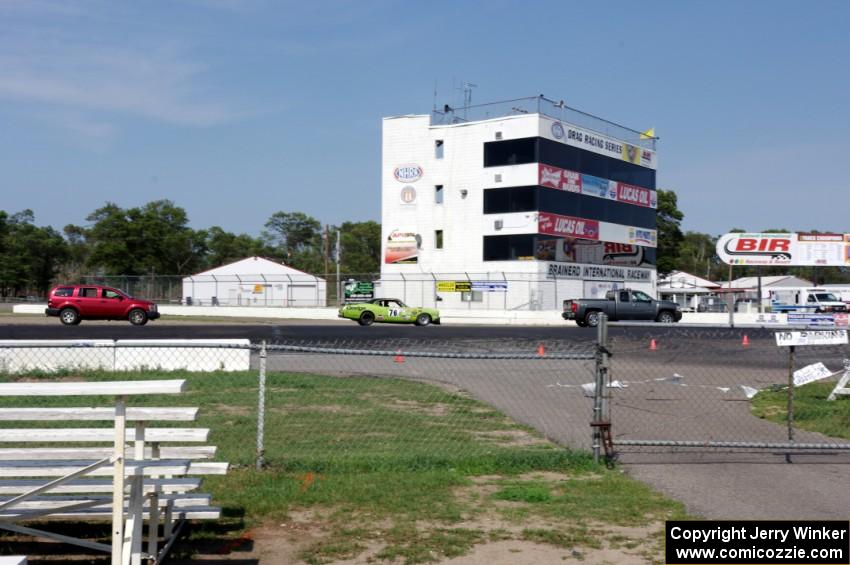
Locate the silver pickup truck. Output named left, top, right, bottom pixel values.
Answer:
left=563, top=289, right=682, bottom=327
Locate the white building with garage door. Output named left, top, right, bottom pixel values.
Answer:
left=381, top=95, right=658, bottom=311
left=182, top=257, right=326, bottom=307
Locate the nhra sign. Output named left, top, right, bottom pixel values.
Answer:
left=393, top=164, right=423, bottom=183
left=538, top=212, right=599, bottom=240
left=717, top=232, right=850, bottom=266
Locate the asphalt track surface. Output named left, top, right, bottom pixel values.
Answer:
left=3, top=316, right=850, bottom=520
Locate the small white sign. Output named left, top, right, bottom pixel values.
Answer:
left=755, top=313, right=784, bottom=325
left=775, top=330, right=848, bottom=347
left=793, top=362, right=833, bottom=387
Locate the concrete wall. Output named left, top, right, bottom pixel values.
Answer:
left=0, top=338, right=250, bottom=373
left=15, top=303, right=799, bottom=327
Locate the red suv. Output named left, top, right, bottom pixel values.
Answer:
left=46, top=285, right=161, bottom=326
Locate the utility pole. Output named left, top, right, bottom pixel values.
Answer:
left=336, top=228, right=341, bottom=306
left=323, top=225, right=329, bottom=277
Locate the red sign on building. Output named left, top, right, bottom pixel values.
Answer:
left=538, top=212, right=600, bottom=240
left=614, top=182, right=654, bottom=207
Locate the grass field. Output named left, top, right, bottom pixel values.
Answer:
left=751, top=380, right=850, bottom=440
left=0, top=369, right=687, bottom=563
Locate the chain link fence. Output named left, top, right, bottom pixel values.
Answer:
left=0, top=340, right=599, bottom=472
left=49, top=271, right=653, bottom=311
left=2, top=328, right=848, bottom=470
left=599, top=319, right=850, bottom=458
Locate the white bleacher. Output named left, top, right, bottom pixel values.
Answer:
left=0, top=379, right=228, bottom=565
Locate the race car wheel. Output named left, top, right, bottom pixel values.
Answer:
left=358, top=311, right=375, bottom=326
left=415, top=313, right=432, bottom=327
left=128, top=309, right=148, bottom=326
left=584, top=310, right=601, bottom=328
left=656, top=310, right=675, bottom=324
left=59, top=308, right=80, bottom=326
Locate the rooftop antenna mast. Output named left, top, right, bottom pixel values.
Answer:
left=461, top=81, right=476, bottom=119
left=432, top=80, right=438, bottom=113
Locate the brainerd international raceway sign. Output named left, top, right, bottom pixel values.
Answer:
left=716, top=232, right=850, bottom=266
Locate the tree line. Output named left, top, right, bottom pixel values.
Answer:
left=3, top=191, right=847, bottom=298
left=0, top=201, right=380, bottom=297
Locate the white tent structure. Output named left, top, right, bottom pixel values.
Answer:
left=657, top=271, right=720, bottom=311
left=182, top=257, right=327, bottom=307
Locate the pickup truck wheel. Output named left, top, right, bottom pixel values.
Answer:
left=584, top=311, right=601, bottom=328
left=128, top=309, right=148, bottom=326
left=656, top=310, right=675, bottom=324
left=358, top=311, right=375, bottom=326
left=59, top=308, right=80, bottom=326
left=415, top=313, right=431, bottom=327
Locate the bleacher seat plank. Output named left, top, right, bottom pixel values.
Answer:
left=0, top=507, right=220, bottom=520
left=0, top=446, right=216, bottom=460
left=0, top=478, right=201, bottom=494
left=0, top=494, right=211, bottom=509
left=0, top=460, right=226, bottom=477
left=0, top=459, right=192, bottom=477
left=0, top=428, right=208, bottom=442
left=0, top=380, right=186, bottom=396
left=0, top=407, right=198, bottom=421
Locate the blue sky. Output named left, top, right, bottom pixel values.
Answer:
left=1, top=0, right=848, bottom=237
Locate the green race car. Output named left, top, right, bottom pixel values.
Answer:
left=338, top=298, right=440, bottom=327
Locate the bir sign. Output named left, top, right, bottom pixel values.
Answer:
left=716, top=232, right=850, bottom=266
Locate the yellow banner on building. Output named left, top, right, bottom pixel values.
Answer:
left=621, top=143, right=641, bottom=165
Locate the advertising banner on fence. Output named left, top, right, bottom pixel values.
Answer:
left=436, top=281, right=472, bottom=292
left=717, top=232, right=850, bottom=266
left=343, top=280, right=375, bottom=303
left=471, top=281, right=508, bottom=292
left=437, top=280, right=508, bottom=293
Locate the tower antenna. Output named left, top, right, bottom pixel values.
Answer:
left=461, top=81, right=477, bottom=119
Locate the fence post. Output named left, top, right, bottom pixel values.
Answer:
left=592, top=314, right=610, bottom=463
left=256, top=341, right=267, bottom=470
left=786, top=344, right=795, bottom=464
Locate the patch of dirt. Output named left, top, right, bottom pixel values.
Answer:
left=439, top=539, right=653, bottom=565
left=472, top=429, right=549, bottom=447
left=209, top=403, right=254, bottom=416
left=216, top=517, right=663, bottom=564
left=388, top=399, right=451, bottom=416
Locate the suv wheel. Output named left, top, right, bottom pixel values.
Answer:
left=59, top=308, right=80, bottom=326
left=128, top=309, right=148, bottom=326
